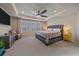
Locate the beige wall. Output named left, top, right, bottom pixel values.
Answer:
left=76, top=11, right=79, bottom=42
left=47, top=13, right=77, bottom=42
left=11, top=16, right=18, bottom=32
left=42, top=21, right=48, bottom=31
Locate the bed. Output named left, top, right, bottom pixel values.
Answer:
left=35, top=25, right=64, bottom=46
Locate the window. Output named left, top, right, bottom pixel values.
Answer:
left=19, top=19, right=43, bottom=33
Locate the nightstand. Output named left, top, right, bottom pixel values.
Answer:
left=63, top=33, right=72, bottom=42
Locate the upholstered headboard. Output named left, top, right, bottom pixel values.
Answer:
left=48, top=25, right=63, bottom=29
left=47, top=25, right=64, bottom=40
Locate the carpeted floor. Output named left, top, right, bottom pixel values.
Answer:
left=4, top=36, right=79, bottom=56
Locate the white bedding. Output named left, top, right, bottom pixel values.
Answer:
left=36, top=30, right=61, bottom=43
left=36, top=30, right=61, bottom=40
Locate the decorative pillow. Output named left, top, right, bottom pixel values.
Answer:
left=47, top=28, right=53, bottom=31
left=53, top=29, right=61, bottom=32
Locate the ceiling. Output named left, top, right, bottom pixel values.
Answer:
left=0, top=3, right=79, bottom=21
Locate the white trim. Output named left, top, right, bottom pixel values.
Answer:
left=18, top=15, right=47, bottom=22
left=11, top=3, right=18, bottom=16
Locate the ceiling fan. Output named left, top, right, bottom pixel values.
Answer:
left=37, top=10, right=47, bottom=18
left=31, top=10, right=47, bottom=18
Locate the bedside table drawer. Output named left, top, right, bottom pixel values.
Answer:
left=63, top=34, right=71, bottom=41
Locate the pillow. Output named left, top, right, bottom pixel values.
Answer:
left=47, top=28, right=53, bottom=31
left=53, top=29, right=61, bottom=32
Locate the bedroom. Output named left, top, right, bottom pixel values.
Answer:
left=0, top=3, right=79, bottom=56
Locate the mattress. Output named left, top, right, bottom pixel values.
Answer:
left=36, top=31, right=61, bottom=40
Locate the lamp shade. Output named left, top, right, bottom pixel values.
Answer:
left=64, top=25, right=71, bottom=34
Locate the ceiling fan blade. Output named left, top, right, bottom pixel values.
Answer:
left=40, top=10, right=47, bottom=14
left=40, top=15, right=47, bottom=18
